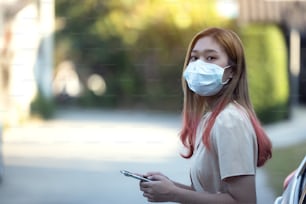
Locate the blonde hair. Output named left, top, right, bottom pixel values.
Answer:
left=180, top=27, right=272, bottom=167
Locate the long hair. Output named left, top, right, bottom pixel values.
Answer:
left=180, top=27, right=272, bottom=167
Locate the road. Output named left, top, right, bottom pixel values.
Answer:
left=0, top=108, right=279, bottom=204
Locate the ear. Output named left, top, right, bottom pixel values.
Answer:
left=228, top=69, right=234, bottom=78
left=225, top=67, right=234, bottom=79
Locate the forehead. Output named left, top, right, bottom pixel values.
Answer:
left=192, top=36, right=223, bottom=53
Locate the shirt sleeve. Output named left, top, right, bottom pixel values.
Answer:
left=211, top=106, right=258, bottom=180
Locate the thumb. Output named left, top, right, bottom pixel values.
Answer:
left=148, top=174, right=168, bottom=181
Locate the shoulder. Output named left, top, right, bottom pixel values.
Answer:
left=214, top=103, right=250, bottom=129
left=211, top=102, right=256, bottom=144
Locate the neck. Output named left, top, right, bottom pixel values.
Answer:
left=205, top=96, right=219, bottom=111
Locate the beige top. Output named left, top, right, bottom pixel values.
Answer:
left=190, top=102, right=258, bottom=193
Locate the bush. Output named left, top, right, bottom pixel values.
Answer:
left=239, top=24, right=290, bottom=124
left=30, top=91, right=55, bottom=119
left=55, top=0, right=231, bottom=112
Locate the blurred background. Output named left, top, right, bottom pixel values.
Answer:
left=2, top=0, right=306, bottom=125
left=0, top=0, right=305, bottom=203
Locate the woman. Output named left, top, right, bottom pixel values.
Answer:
left=139, top=27, right=272, bottom=203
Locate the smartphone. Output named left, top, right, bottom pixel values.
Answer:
left=120, top=170, right=152, bottom=182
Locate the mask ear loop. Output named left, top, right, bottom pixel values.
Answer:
left=221, top=65, right=232, bottom=84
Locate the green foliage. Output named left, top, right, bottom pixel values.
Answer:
left=55, top=1, right=290, bottom=123
left=55, top=0, right=233, bottom=110
left=264, top=142, right=306, bottom=196
left=30, top=91, right=55, bottom=119
left=240, top=24, right=289, bottom=123
left=78, top=89, right=118, bottom=108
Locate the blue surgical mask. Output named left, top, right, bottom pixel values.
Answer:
left=183, top=60, right=231, bottom=96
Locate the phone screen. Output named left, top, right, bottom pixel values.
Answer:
left=120, top=170, right=152, bottom=182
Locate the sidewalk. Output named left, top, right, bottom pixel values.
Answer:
left=0, top=105, right=305, bottom=204
left=264, top=105, right=306, bottom=148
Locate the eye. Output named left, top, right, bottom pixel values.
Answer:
left=206, top=56, right=216, bottom=61
left=189, top=56, right=198, bottom=62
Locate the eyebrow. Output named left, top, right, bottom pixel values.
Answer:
left=191, top=49, right=218, bottom=54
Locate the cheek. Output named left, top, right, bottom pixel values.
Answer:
left=215, top=58, right=228, bottom=68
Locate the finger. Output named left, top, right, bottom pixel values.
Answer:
left=141, top=187, right=150, bottom=194
left=148, top=197, right=157, bottom=202
left=140, top=180, right=152, bottom=188
left=139, top=183, right=149, bottom=192
left=143, top=192, right=156, bottom=202
left=144, top=171, right=162, bottom=177
left=143, top=192, right=153, bottom=200
left=139, top=185, right=145, bottom=192
left=148, top=174, right=167, bottom=181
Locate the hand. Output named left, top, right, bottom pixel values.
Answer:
left=143, top=172, right=169, bottom=180
left=139, top=174, right=177, bottom=202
